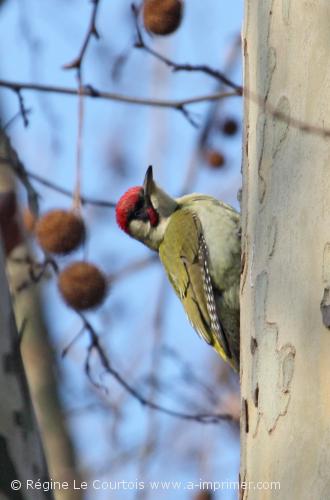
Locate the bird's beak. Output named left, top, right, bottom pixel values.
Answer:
left=143, top=165, right=154, bottom=198
left=142, top=164, right=177, bottom=217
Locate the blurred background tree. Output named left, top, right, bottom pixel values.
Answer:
left=0, top=1, right=243, bottom=499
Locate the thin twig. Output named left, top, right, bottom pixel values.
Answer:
left=132, top=3, right=242, bottom=94
left=0, top=80, right=238, bottom=109
left=15, top=89, right=30, bottom=127
left=22, top=167, right=116, bottom=208
left=0, top=27, right=328, bottom=136
left=180, top=34, right=242, bottom=195
left=63, top=0, right=101, bottom=70
left=73, top=76, right=84, bottom=210
left=81, top=316, right=235, bottom=424
left=198, top=33, right=242, bottom=151
left=62, top=326, right=86, bottom=358
left=63, top=2, right=102, bottom=208
left=0, top=157, right=115, bottom=207
left=1, top=75, right=327, bottom=138
left=14, top=257, right=57, bottom=293
left=2, top=139, right=230, bottom=424
left=130, top=5, right=330, bottom=139
left=2, top=108, right=33, bottom=131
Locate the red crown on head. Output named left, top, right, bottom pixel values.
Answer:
left=116, top=186, right=143, bottom=233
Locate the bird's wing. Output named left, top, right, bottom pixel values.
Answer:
left=159, top=209, right=232, bottom=361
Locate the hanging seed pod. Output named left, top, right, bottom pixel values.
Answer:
left=35, top=209, right=85, bottom=254
left=58, top=261, right=107, bottom=311
left=222, top=117, right=239, bottom=136
left=205, top=149, right=225, bottom=169
left=143, top=0, right=183, bottom=36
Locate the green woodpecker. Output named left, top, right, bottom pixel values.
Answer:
left=116, top=166, right=241, bottom=370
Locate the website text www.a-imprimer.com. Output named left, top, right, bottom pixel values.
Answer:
left=10, top=478, right=281, bottom=493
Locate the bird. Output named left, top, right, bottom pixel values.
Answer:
left=115, top=166, right=241, bottom=370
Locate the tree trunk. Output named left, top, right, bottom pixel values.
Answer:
left=0, top=236, right=50, bottom=499
left=241, top=0, right=330, bottom=498
left=0, top=131, right=83, bottom=499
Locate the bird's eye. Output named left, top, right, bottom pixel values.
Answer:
left=133, top=198, right=145, bottom=218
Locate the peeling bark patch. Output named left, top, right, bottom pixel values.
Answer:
left=321, top=244, right=330, bottom=328
left=250, top=336, right=258, bottom=355
left=267, top=47, right=277, bottom=80
left=257, top=325, right=295, bottom=433
left=322, top=243, right=330, bottom=283
left=258, top=93, right=290, bottom=206
left=253, top=384, right=259, bottom=407
left=254, top=271, right=268, bottom=329
left=279, top=344, right=296, bottom=391
left=257, top=114, right=267, bottom=203
left=272, top=96, right=290, bottom=157
left=242, top=398, right=249, bottom=433
left=267, top=217, right=277, bottom=257
left=320, top=287, right=330, bottom=328
left=241, top=249, right=246, bottom=276
left=253, top=272, right=296, bottom=433
left=257, top=47, right=277, bottom=205
left=240, top=239, right=249, bottom=293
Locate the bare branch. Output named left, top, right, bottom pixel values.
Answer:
left=63, top=0, right=101, bottom=71
left=0, top=78, right=327, bottom=137
left=81, top=316, right=236, bottom=424
left=62, top=1, right=103, bottom=208
left=0, top=79, right=238, bottom=109
left=131, top=3, right=242, bottom=94
left=26, top=169, right=116, bottom=207
left=2, top=108, right=33, bottom=131
left=130, top=6, right=330, bottom=139
left=15, top=89, right=30, bottom=127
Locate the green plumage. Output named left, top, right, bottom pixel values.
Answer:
left=119, top=167, right=240, bottom=370
left=159, top=204, right=240, bottom=370
left=159, top=210, right=212, bottom=339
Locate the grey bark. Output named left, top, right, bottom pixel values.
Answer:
left=0, top=236, right=49, bottom=499
left=241, top=0, right=330, bottom=498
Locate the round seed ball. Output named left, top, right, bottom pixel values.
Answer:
left=205, top=149, right=225, bottom=168
left=58, top=261, right=107, bottom=311
left=35, top=210, right=85, bottom=254
left=222, top=118, right=239, bottom=136
left=143, top=0, right=183, bottom=35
